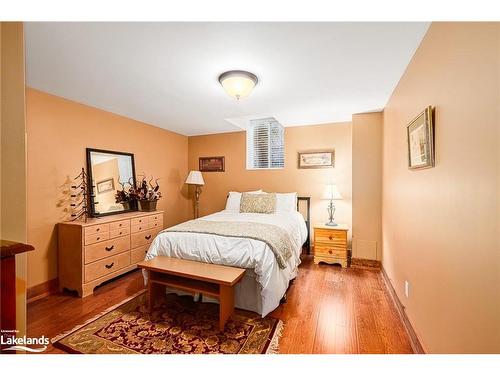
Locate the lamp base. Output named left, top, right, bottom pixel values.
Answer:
left=325, top=200, right=337, bottom=227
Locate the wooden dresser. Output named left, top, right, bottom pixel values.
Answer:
left=58, top=210, right=164, bottom=297
left=313, top=224, right=349, bottom=267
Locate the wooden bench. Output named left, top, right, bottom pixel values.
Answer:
left=137, top=257, right=245, bottom=331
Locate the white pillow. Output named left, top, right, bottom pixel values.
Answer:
left=275, top=192, right=298, bottom=212
left=225, top=190, right=262, bottom=211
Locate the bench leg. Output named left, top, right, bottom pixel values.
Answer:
left=219, top=285, right=234, bottom=331
left=148, top=278, right=164, bottom=313
left=148, top=280, right=154, bottom=313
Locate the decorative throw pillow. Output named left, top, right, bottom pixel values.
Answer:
left=240, top=193, right=276, bottom=214
left=225, top=190, right=262, bottom=211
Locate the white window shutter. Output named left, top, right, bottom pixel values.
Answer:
left=247, top=118, right=284, bottom=169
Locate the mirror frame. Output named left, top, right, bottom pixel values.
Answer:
left=86, top=148, right=137, bottom=218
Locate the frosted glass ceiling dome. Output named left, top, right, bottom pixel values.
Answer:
left=218, top=70, right=258, bottom=100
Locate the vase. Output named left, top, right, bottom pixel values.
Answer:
left=138, top=200, right=158, bottom=212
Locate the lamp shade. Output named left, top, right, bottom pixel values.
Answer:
left=185, top=170, right=205, bottom=185
left=322, top=184, right=342, bottom=200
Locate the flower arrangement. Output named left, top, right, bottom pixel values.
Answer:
left=131, top=175, right=162, bottom=202
left=115, top=178, right=135, bottom=206
left=115, top=175, right=162, bottom=212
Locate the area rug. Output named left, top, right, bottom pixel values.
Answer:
left=52, top=291, right=283, bottom=354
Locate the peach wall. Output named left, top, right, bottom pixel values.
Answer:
left=382, top=22, right=500, bottom=353
left=26, top=88, right=191, bottom=288
left=188, top=122, right=353, bottom=244
left=352, top=112, right=383, bottom=260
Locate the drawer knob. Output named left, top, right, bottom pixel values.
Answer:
left=119, top=231, right=123, bottom=235
left=96, top=228, right=100, bottom=232
left=96, top=237, right=100, bottom=241
left=105, top=245, right=114, bottom=251
left=329, top=250, right=332, bottom=254
left=119, top=223, right=122, bottom=227
left=105, top=262, right=114, bottom=269
left=139, top=227, right=142, bottom=230
left=145, top=235, right=152, bottom=240
left=329, top=236, right=333, bottom=240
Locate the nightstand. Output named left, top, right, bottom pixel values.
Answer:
left=313, top=224, right=349, bottom=267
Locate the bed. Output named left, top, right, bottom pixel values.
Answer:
left=144, top=193, right=310, bottom=317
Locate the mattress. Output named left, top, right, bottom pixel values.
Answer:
left=144, top=209, right=307, bottom=316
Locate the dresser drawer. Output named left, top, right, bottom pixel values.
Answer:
left=315, top=229, right=347, bottom=245
left=84, top=231, right=110, bottom=245
left=131, top=244, right=150, bottom=264
left=84, top=236, right=131, bottom=264
left=84, top=223, right=109, bottom=236
left=110, top=226, right=130, bottom=239
left=314, top=245, right=347, bottom=259
left=148, top=219, right=163, bottom=230
left=148, top=213, right=162, bottom=223
left=84, top=252, right=131, bottom=283
left=131, top=223, right=149, bottom=233
left=110, top=219, right=130, bottom=231
left=131, top=216, right=148, bottom=227
left=131, top=229, right=158, bottom=248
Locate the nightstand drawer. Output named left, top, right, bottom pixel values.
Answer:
left=314, top=245, right=347, bottom=258
left=315, top=228, right=347, bottom=243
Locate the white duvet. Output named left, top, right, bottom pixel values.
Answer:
left=145, top=210, right=308, bottom=316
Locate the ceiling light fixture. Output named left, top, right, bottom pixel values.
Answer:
left=218, top=70, right=258, bottom=100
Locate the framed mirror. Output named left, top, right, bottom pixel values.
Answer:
left=86, top=148, right=137, bottom=217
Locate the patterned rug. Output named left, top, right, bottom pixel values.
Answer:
left=52, top=291, right=283, bottom=354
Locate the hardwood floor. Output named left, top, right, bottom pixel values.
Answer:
left=27, top=256, right=413, bottom=354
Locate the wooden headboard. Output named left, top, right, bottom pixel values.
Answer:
left=297, top=196, right=311, bottom=254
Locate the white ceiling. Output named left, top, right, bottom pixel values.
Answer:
left=25, top=22, right=429, bottom=136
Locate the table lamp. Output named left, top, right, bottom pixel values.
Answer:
left=322, top=184, right=342, bottom=226
left=185, top=170, right=205, bottom=218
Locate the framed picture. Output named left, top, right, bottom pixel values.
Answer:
left=298, top=151, right=335, bottom=169
left=407, top=106, right=435, bottom=170
left=96, top=178, right=115, bottom=193
left=199, top=156, right=225, bottom=172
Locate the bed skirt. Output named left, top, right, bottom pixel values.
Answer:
left=164, top=269, right=263, bottom=315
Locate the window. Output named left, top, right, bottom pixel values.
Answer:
left=246, top=117, right=285, bottom=169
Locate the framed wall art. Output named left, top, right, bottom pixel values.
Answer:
left=96, top=178, right=115, bottom=193
left=199, top=156, right=225, bottom=172
left=298, top=150, right=335, bottom=169
left=407, top=106, right=435, bottom=170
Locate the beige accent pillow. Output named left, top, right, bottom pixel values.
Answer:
left=240, top=193, right=276, bottom=214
